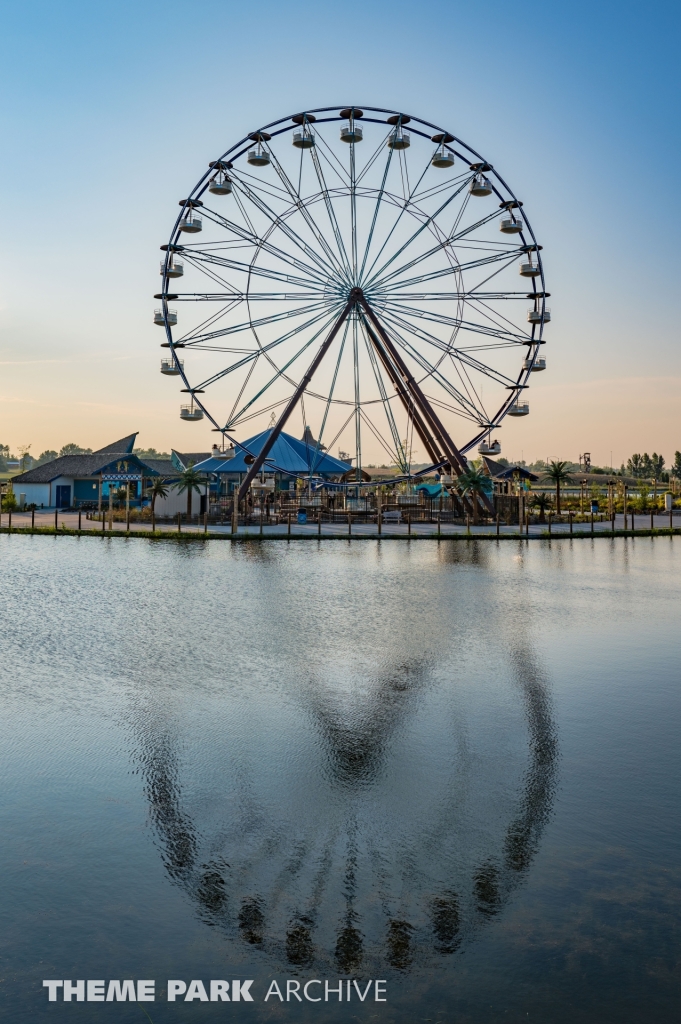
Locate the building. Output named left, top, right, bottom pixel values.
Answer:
left=481, top=456, right=539, bottom=495
left=11, top=434, right=176, bottom=509
left=194, top=428, right=351, bottom=499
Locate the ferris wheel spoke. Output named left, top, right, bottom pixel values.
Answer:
left=359, top=149, right=435, bottom=283
left=177, top=300, right=332, bottom=346
left=227, top=304, right=347, bottom=428
left=374, top=249, right=521, bottom=293
left=375, top=313, right=490, bottom=421
left=263, top=149, right=353, bottom=284
left=227, top=172, right=344, bottom=285
left=410, top=171, right=470, bottom=203
left=307, top=320, right=350, bottom=475
left=380, top=299, right=530, bottom=345
left=370, top=211, right=514, bottom=292
left=310, top=129, right=352, bottom=187
left=357, top=144, right=396, bottom=282
left=198, top=207, right=332, bottom=286
left=183, top=307, right=342, bottom=392
left=173, top=292, right=329, bottom=301
left=308, top=147, right=354, bottom=281
left=173, top=298, right=245, bottom=344
left=183, top=251, right=325, bottom=291
left=466, top=297, right=532, bottom=338
left=379, top=291, right=528, bottom=300
left=237, top=297, right=356, bottom=497
left=362, top=177, right=470, bottom=288
left=379, top=305, right=522, bottom=385
left=359, top=406, right=404, bottom=466
left=359, top=319, right=409, bottom=472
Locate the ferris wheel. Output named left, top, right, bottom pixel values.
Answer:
left=155, top=106, right=548, bottom=498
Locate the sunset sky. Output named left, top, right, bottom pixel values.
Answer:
left=0, top=0, right=679, bottom=468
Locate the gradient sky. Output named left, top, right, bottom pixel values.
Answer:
left=0, top=0, right=679, bottom=467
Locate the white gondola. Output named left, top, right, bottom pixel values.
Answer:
left=209, top=173, right=232, bottom=195
left=519, top=260, right=540, bottom=277
left=179, top=214, right=202, bottom=233
left=523, top=356, right=546, bottom=371
left=247, top=145, right=270, bottom=166
left=160, top=359, right=184, bottom=375
left=478, top=440, right=502, bottom=455
left=431, top=143, right=454, bottom=168
left=470, top=174, right=493, bottom=196
left=292, top=129, right=315, bottom=149
left=507, top=400, right=530, bottom=416
left=527, top=307, right=551, bottom=324
left=160, top=260, right=184, bottom=278
left=211, top=445, right=235, bottom=459
left=180, top=404, right=204, bottom=421
left=388, top=129, right=410, bottom=150
left=154, top=308, right=177, bottom=326
left=500, top=216, right=523, bottom=233
left=340, top=122, right=363, bottom=143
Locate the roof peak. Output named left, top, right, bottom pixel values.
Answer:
left=94, top=432, right=138, bottom=454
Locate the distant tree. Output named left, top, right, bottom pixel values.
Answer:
left=175, top=465, right=204, bottom=517
left=542, top=460, right=573, bottom=515
left=529, top=491, right=553, bottom=523
left=457, top=466, right=493, bottom=524
left=134, top=447, right=171, bottom=460
left=674, top=451, right=681, bottom=478
left=35, top=450, right=58, bottom=466
left=633, top=482, right=650, bottom=513
left=0, top=453, right=7, bottom=473
left=627, top=454, right=644, bottom=477
left=2, top=489, right=17, bottom=512
left=650, top=453, right=665, bottom=482
left=146, top=477, right=170, bottom=513
left=59, top=443, right=92, bottom=457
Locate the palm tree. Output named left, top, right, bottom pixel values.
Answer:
left=529, top=491, right=553, bottom=523
left=542, top=460, right=573, bottom=515
left=175, top=465, right=204, bottom=517
left=457, top=466, right=493, bottom=524
left=147, top=477, right=169, bottom=513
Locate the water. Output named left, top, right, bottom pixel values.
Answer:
left=1, top=535, right=679, bottom=1023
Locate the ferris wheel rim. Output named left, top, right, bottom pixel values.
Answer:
left=158, top=105, right=547, bottom=473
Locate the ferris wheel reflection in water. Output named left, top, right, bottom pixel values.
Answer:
left=132, top=576, right=557, bottom=974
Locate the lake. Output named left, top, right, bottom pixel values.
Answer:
left=1, top=534, right=679, bottom=1023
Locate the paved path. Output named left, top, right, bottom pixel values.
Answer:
left=2, top=511, right=679, bottom=540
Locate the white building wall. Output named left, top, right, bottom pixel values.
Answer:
left=153, top=484, right=208, bottom=517
left=15, top=483, right=51, bottom=507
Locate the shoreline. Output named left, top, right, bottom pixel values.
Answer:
left=1, top=526, right=679, bottom=542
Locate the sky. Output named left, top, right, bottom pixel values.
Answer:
left=0, top=0, right=679, bottom=468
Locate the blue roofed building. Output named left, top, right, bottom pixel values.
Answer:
left=194, top=428, right=352, bottom=500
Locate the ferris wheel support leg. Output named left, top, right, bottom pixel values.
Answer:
left=360, top=298, right=495, bottom=517
left=237, top=298, right=355, bottom=502
left=361, top=315, right=442, bottom=466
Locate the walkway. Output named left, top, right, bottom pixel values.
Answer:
left=1, top=511, right=678, bottom=540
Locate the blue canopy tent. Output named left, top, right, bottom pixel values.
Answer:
left=193, top=429, right=351, bottom=492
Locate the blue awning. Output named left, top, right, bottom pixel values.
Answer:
left=194, top=429, right=351, bottom=477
